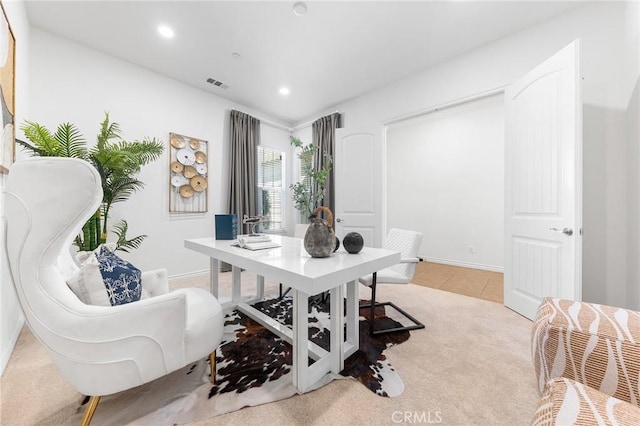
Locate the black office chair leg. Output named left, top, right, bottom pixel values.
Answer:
left=279, top=283, right=292, bottom=299
left=369, top=272, right=377, bottom=336
left=356, top=272, right=378, bottom=336
left=359, top=271, right=425, bottom=336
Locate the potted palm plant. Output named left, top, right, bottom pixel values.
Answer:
left=17, top=112, right=163, bottom=252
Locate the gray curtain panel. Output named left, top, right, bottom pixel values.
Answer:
left=228, top=110, right=260, bottom=233
left=312, top=112, right=342, bottom=214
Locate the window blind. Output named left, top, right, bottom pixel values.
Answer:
left=257, top=147, right=285, bottom=231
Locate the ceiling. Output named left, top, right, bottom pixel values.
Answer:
left=25, top=1, right=584, bottom=125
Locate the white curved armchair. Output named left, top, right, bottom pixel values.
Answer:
left=359, top=228, right=425, bottom=336
left=4, top=158, right=224, bottom=424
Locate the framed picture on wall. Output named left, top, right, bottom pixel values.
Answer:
left=0, top=0, right=15, bottom=174
left=169, top=132, right=209, bottom=213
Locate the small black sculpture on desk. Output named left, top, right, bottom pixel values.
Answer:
left=343, top=232, right=364, bottom=254
left=243, top=214, right=267, bottom=235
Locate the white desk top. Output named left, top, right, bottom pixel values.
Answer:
left=185, top=235, right=400, bottom=295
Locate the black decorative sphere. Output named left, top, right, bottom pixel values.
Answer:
left=334, top=237, right=340, bottom=252
left=343, top=232, right=364, bottom=254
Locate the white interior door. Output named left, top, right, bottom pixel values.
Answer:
left=504, top=40, right=583, bottom=320
left=334, top=128, right=383, bottom=247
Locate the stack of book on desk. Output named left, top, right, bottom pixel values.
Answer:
left=234, top=234, right=281, bottom=250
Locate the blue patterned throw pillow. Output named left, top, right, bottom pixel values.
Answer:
left=95, top=246, right=142, bottom=306
left=67, top=244, right=143, bottom=306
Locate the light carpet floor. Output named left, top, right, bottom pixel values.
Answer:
left=1, top=273, right=539, bottom=425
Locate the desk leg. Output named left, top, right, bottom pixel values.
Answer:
left=292, top=289, right=309, bottom=392
left=330, top=284, right=345, bottom=373
left=231, top=265, right=242, bottom=305
left=209, top=258, right=219, bottom=297
left=256, top=275, right=265, bottom=300
left=345, top=280, right=359, bottom=357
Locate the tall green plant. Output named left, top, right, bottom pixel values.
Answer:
left=289, top=136, right=332, bottom=219
left=18, top=112, right=164, bottom=252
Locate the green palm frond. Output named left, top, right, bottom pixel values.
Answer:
left=116, top=235, right=146, bottom=253
left=113, top=220, right=147, bottom=253
left=117, top=139, right=164, bottom=165
left=105, top=176, right=144, bottom=205
left=15, top=138, right=53, bottom=157
left=54, top=122, right=88, bottom=159
left=96, top=112, right=121, bottom=149
left=89, top=154, right=107, bottom=182
left=19, top=121, right=61, bottom=156
left=89, top=148, right=132, bottom=175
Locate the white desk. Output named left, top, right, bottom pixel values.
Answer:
left=184, top=235, right=400, bottom=392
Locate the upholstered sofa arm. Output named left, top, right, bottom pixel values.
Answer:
left=531, top=377, right=640, bottom=425
left=531, top=297, right=640, bottom=406
left=141, top=268, right=170, bottom=296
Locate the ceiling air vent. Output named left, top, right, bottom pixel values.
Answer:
left=206, top=78, right=229, bottom=89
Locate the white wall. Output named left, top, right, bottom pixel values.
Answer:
left=386, top=94, right=504, bottom=271
left=582, top=105, right=627, bottom=306
left=625, top=1, right=640, bottom=312
left=318, top=2, right=638, bottom=308
left=1, top=0, right=30, bottom=375
left=627, top=78, right=640, bottom=311
left=26, top=29, right=291, bottom=278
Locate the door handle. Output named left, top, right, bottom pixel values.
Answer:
left=336, top=218, right=343, bottom=223
left=549, top=227, right=573, bottom=236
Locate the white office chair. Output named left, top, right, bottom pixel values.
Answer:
left=4, top=157, right=224, bottom=425
left=359, top=228, right=425, bottom=336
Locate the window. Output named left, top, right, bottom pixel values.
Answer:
left=257, top=146, right=285, bottom=232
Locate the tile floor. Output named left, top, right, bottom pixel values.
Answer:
left=412, top=261, right=504, bottom=304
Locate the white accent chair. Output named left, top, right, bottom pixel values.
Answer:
left=4, top=157, right=224, bottom=425
left=359, top=228, right=425, bottom=336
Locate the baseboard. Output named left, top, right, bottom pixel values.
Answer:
left=1, top=315, right=24, bottom=376
left=422, top=257, right=504, bottom=273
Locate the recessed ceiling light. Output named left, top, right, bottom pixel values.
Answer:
left=279, top=87, right=290, bottom=96
left=293, top=2, right=308, bottom=16
left=157, top=25, right=175, bottom=39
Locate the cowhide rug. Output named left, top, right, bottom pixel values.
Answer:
left=73, top=297, right=410, bottom=425
left=212, top=295, right=410, bottom=398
